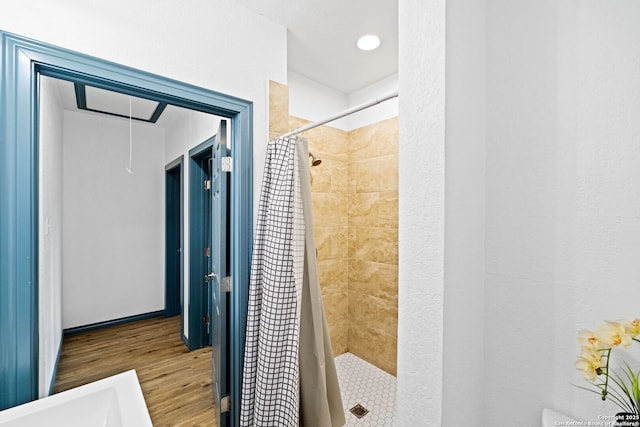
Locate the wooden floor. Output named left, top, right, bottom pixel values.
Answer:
left=54, top=316, right=217, bottom=427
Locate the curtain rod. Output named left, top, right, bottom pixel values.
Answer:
left=277, top=90, right=399, bottom=139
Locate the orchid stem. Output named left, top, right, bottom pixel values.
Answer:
left=602, top=348, right=612, bottom=400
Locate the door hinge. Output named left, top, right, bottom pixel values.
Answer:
left=204, top=247, right=210, bottom=257
left=203, top=315, right=209, bottom=324
left=221, top=395, right=231, bottom=413
left=221, top=276, right=232, bottom=293
left=204, top=179, right=211, bottom=190
left=222, top=157, right=233, bottom=173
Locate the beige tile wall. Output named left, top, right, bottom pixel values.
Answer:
left=268, top=81, right=398, bottom=374
left=268, top=80, right=290, bottom=138
left=292, top=116, right=350, bottom=356
left=347, top=117, right=398, bottom=376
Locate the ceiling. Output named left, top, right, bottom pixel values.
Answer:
left=236, top=0, right=398, bottom=95
left=48, top=1, right=398, bottom=121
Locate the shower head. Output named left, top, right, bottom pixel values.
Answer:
left=309, top=152, right=322, bottom=167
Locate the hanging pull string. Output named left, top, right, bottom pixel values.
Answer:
left=125, top=96, right=134, bottom=175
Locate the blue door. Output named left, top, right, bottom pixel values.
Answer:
left=211, top=121, right=230, bottom=426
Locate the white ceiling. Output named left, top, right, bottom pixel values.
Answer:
left=236, top=0, right=398, bottom=95
left=48, top=2, right=398, bottom=121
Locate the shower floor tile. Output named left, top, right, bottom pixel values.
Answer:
left=335, top=352, right=397, bottom=426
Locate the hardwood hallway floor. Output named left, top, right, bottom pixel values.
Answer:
left=54, top=316, right=217, bottom=426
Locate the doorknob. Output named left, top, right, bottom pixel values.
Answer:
left=205, top=272, right=216, bottom=282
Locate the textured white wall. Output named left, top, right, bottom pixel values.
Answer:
left=396, top=0, right=446, bottom=425
left=163, top=108, right=221, bottom=339
left=38, top=76, right=64, bottom=397
left=442, top=0, right=486, bottom=424
left=62, top=111, right=165, bottom=328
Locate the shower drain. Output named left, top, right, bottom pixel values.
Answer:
left=349, top=403, right=369, bottom=419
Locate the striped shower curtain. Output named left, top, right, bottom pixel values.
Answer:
left=240, top=136, right=345, bottom=427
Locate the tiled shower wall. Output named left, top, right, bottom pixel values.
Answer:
left=346, top=117, right=398, bottom=376
left=268, top=81, right=398, bottom=375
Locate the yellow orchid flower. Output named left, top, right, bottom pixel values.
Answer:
left=576, top=318, right=640, bottom=414
left=595, top=321, right=633, bottom=349
left=622, top=318, right=640, bottom=338
left=576, top=348, right=603, bottom=382
left=577, top=330, right=600, bottom=350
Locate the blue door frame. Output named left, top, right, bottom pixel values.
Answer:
left=0, top=31, right=253, bottom=426
left=189, top=137, right=214, bottom=350
left=165, top=156, right=183, bottom=321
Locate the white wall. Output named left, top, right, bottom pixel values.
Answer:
left=163, top=107, right=221, bottom=339
left=0, top=0, right=288, bottom=218
left=396, top=0, right=446, bottom=426
left=562, top=1, right=640, bottom=418
left=38, top=76, right=64, bottom=397
left=164, top=109, right=221, bottom=165
left=288, top=71, right=398, bottom=131
left=483, top=1, right=640, bottom=424
left=484, top=1, right=560, bottom=421
left=347, top=73, right=398, bottom=130
left=62, top=111, right=165, bottom=328
left=442, top=0, right=486, bottom=424
left=288, top=71, right=350, bottom=130
left=397, top=2, right=640, bottom=425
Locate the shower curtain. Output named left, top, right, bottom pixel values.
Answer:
left=240, top=136, right=345, bottom=427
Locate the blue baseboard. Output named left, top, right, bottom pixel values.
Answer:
left=63, top=310, right=166, bottom=336
left=48, top=334, right=64, bottom=396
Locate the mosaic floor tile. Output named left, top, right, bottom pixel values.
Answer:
left=335, top=353, right=397, bottom=426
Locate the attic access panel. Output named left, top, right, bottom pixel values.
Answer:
left=74, top=82, right=167, bottom=123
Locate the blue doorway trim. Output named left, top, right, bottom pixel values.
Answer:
left=0, top=32, right=253, bottom=426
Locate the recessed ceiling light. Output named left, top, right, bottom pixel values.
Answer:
left=357, top=35, right=381, bottom=51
